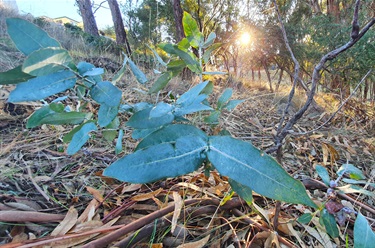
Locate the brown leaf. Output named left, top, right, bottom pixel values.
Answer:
left=177, top=235, right=210, bottom=248
left=325, top=199, right=344, bottom=214
left=131, top=188, right=163, bottom=202
left=51, top=206, right=78, bottom=236
left=86, top=186, right=104, bottom=202
left=77, top=199, right=100, bottom=224
left=171, top=192, right=183, bottom=233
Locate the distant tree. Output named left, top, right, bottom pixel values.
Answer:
left=75, top=0, right=99, bottom=36
left=107, top=0, right=132, bottom=56
left=172, top=0, right=184, bottom=41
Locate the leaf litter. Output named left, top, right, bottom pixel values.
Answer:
left=0, top=77, right=374, bottom=247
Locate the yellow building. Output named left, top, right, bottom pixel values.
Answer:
left=53, top=16, right=83, bottom=28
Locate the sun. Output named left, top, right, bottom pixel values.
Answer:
left=240, top=32, right=251, bottom=45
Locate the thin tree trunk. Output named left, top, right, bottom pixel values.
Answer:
left=107, top=0, right=132, bottom=56
left=276, top=69, right=284, bottom=91
left=262, top=60, right=273, bottom=92
left=172, top=0, right=184, bottom=42
left=76, top=0, right=99, bottom=36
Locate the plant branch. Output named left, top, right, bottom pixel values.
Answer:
left=272, top=0, right=375, bottom=156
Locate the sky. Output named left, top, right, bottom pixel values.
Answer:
left=16, top=0, right=124, bottom=29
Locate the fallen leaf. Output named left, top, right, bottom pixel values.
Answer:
left=131, top=188, right=163, bottom=202
left=51, top=206, right=78, bottom=236
left=177, top=235, right=210, bottom=248
left=171, top=192, right=183, bottom=233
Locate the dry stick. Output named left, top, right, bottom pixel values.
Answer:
left=25, top=163, right=51, bottom=202
left=81, top=198, right=242, bottom=248
left=296, top=69, right=373, bottom=136
left=270, top=0, right=375, bottom=156
left=232, top=209, right=298, bottom=248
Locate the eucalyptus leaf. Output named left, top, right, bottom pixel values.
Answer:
left=149, top=72, right=172, bottom=93
left=103, top=136, right=207, bottom=183
left=342, top=179, right=375, bottom=188
left=63, top=123, right=87, bottom=143
left=172, top=45, right=201, bottom=74
left=77, top=61, right=102, bottom=84
left=148, top=45, right=167, bottom=66
left=315, top=164, right=330, bottom=186
left=112, top=56, right=128, bottom=85
left=116, top=129, right=124, bottom=154
left=6, top=18, right=60, bottom=56
left=203, top=32, right=216, bottom=48
left=150, top=102, right=174, bottom=118
left=176, top=81, right=209, bottom=105
left=217, top=88, right=233, bottom=109
left=320, top=209, right=339, bottom=238
left=67, top=122, right=97, bottom=155
left=158, top=43, right=177, bottom=55
left=228, top=179, right=253, bottom=205
left=127, top=107, right=174, bottom=129
left=337, top=164, right=366, bottom=180
left=132, top=127, right=161, bottom=140
left=83, top=68, right=104, bottom=77
left=8, top=70, right=76, bottom=102
left=35, top=112, right=88, bottom=126
left=224, top=99, right=245, bottom=111
left=0, top=66, right=35, bottom=85
left=136, top=124, right=208, bottom=150
left=90, top=81, right=122, bottom=106
left=22, top=47, right=73, bottom=76
left=298, top=213, right=313, bottom=224
left=182, top=12, right=204, bottom=48
left=26, top=105, right=56, bottom=128
left=207, top=136, right=316, bottom=207
left=128, top=58, right=148, bottom=84
left=202, top=43, right=221, bottom=64
left=204, top=111, right=220, bottom=124
left=202, top=71, right=227, bottom=75
left=98, top=104, right=119, bottom=127
left=337, top=184, right=375, bottom=197
left=354, top=212, right=375, bottom=247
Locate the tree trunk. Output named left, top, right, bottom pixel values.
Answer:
left=76, top=0, right=99, bottom=36
left=107, top=0, right=132, bottom=56
left=276, top=69, right=284, bottom=91
left=172, top=0, right=185, bottom=42
left=262, top=60, right=273, bottom=92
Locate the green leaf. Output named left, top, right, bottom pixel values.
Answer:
left=298, top=213, right=313, bottom=224
left=136, top=124, right=208, bottom=150
left=132, top=127, right=161, bottom=140
left=98, top=104, right=119, bottom=127
left=315, top=164, right=330, bottom=186
left=83, top=68, right=104, bottom=77
left=149, top=72, right=172, bottom=93
left=203, top=32, right=216, bottom=48
left=342, top=179, right=375, bottom=188
left=228, top=178, right=253, bottom=205
left=63, top=123, right=88, bottom=143
left=172, top=45, right=201, bottom=74
left=202, top=43, right=221, bottom=64
left=115, top=129, right=124, bottom=155
left=167, top=60, right=186, bottom=75
left=90, top=81, right=122, bottom=107
left=112, top=56, right=128, bottom=85
left=148, top=45, right=167, bottom=67
left=22, top=47, right=73, bottom=76
left=207, top=136, right=317, bottom=208
left=67, top=122, right=97, bottom=155
left=77, top=62, right=102, bottom=84
left=6, top=18, right=60, bottom=56
left=174, top=94, right=212, bottom=116
left=204, top=111, right=220, bottom=125
left=176, top=81, right=209, bottom=105
left=127, top=107, right=174, bottom=129
left=103, top=136, right=207, bottom=183
left=158, top=43, right=177, bottom=55
left=354, top=212, right=375, bottom=248
left=182, top=12, right=204, bottom=48
left=177, top=38, right=190, bottom=50
left=320, top=209, right=339, bottom=238
left=150, top=102, right=174, bottom=118
left=337, top=164, right=366, bottom=180
left=8, top=70, right=76, bottom=102
left=103, top=117, right=120, bottom=142
left=26, top=104, right=59, bottom=128
left=217, top=88, right=233, bottom=109
left=36, top=112, right=88, bottom=126
left=223, top=100, right=245, bottom=111
left=0, top=66, right=35, bottom=85
left=128, top=58, right=148, bottom=84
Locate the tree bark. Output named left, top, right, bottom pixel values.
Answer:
left=76, top=0, right=99, bottom=36
left=172, top=0, right=185, bottom=42
left=107, top=0, right=132, bottom=56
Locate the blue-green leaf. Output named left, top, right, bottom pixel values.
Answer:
left=150, top=102, right=174, bottom=118
left=298, top=213, right=313, bottom=224
left=204, top=111, right=220, bottom=125
left=67, top=122, right=97, bottom=155
left=127, top=107, right=174, bottom=129
left=202, top=71, right=227, bottom=75
left=26, top=103, right=61, bottom=128
left=115, top=129, right=124, bottom=155
left=149, top=72, right=172, bottom=94
left=342, top=179, right=375, bottom=188
left=0, top=66, right=35, bottom=85
left=63, top=122, right=88, bottom=143
left=8, top=70, right=76, bottom=102
left=77, top=62, right=102, bottom=84
left=354, top=212, right=375, bottom=248
left=22, top=47, right=73, bottom=76
left=6, top=18, right=60, bottom=56
left=202, top=43, right=221, bottom=64
left=315, top=164, right=330, bottom=186
left=174, top=94, right=212, bottom=116
left=203, top=32, right=216, bottom=48
left=112, top=56, right=128, bottom=85
left=207, top=136, right=317, bottom=207
left=337, top=164, right=366, bottom=180
left=34, top=112, right=88, bottom=126
left=320, top=209, right=339, bottom=238
left=102, top=117, right=120, bottom=142
left=132, top=127, right=161, bottom=140
left=136, top=124, right=208, bottom=150
left=176, top=81, right=209, bottom=105
left=83, top=68, right=104, bottom=77
left=229, top=179, right=253, bottom=205
left=90, top=81, right=122, bottom=107
left=217, top=88, right=233, bottom=109
left=98, top=104, right=119, bottom=127
left=148, top=45, right=167, bottom=67
left=128, top=58, right=148, bottom=84
left=103, top=136, right=207, bottom=183
left=224, top=99, right=245, bottom=111
left=172, top=45, right=201, bottom=74
left=337, top=184, right=375, bottom=198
